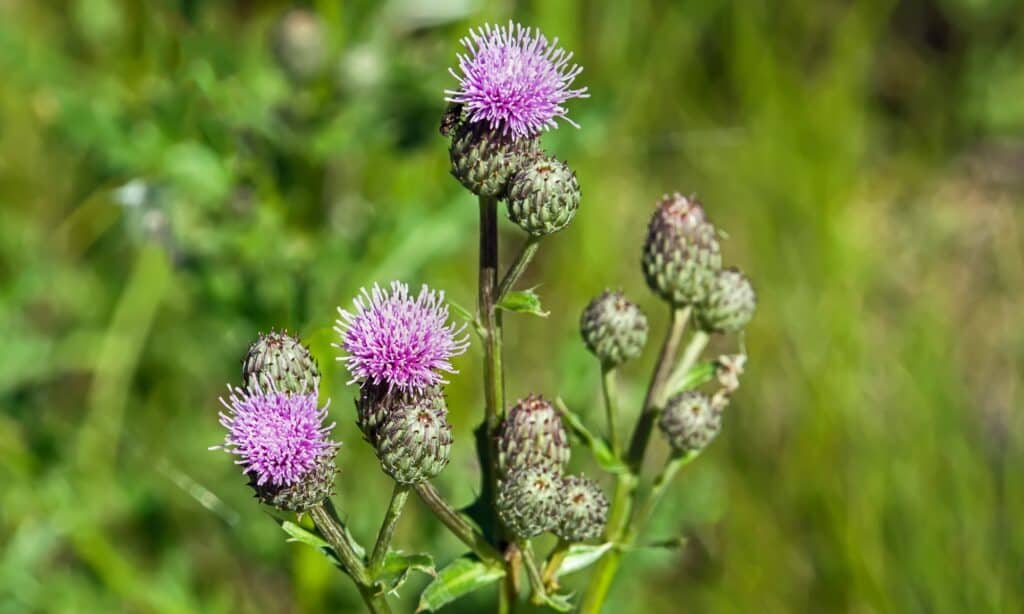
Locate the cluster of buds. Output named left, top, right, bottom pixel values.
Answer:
left=335, top=281, right=468, bottom=485
left=496, top=395, right=609, bottom=542
left=641, top=193, right=756, bottom=332
left=444, top=22, right=587, bottom=239
left=215, top=331, right=339, bottom=512
left=638, top=193, right=756, bottom=451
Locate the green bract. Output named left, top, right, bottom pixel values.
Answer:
left=580, top=290, right=649, bottom=367
left=697, top=267, right=757, bottom=333
left=507, top=156, right=580, bottom=236
left=242, top=331, right=320, bottom=396
left=497, top=466, right=562, bottom=539
left=658, top=391, right=721, bottom=454
left=449, top=121, right=539, bottom=198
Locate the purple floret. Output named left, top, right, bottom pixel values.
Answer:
left=335, top=281, right=469, bottom=392
left=215, top=387, right=338, bottom=487
left=446, top=21, right=589, bottom=138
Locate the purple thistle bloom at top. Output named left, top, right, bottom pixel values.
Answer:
left=215, top=387, right=338, bottom=487
left=446, top=21, right=589, bottom=138
left=334, top=281, right=469, bottom=391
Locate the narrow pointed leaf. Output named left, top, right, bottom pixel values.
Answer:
left=496, top=289, right=549, bottom=317
left=555, top=542, right=615, bottom=578
left=416, top=557, right=505, bottom=612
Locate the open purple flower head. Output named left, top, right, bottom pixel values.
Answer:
left=446, top=21, right=589, bottom=138
left=335, top=281, right=469, bottom=392
left=215, top=387, right=338, bottom=487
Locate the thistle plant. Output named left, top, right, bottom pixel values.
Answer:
left=212, top=20, right=755, bottom=613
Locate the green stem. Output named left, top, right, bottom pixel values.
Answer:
left=368, top=483, right=411, bottom=576
left=601, top=366, right=621, bottom=457
left=519, top=541, right=548, bottom=605
left=580, top=306, right=691, bottom=614
left=496, top=236, right=541, bottom=302
left=309, top=503, right=391, bottom=614
left=627, top=451, right=698, bottom=541
left=413, top=481, right=502, bottom=564
left=541, top=539, right=571, bottom=590
left=477, top=195, right=514, bottom=611
left=625, top=306, right=691, bottom=472
left=665, top=331, right=710, bottom=395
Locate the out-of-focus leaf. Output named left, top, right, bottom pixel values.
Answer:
left=554, top=398, right=629, bottom=474
left=537, top=591, right=574, bottom=612
left=496, top=289, right=549, bottom=317
left=555, top=542, right=614, bottom=578
left=416, top=557, right=505, bottom=612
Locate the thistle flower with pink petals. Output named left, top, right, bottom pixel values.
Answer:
left=334, top=281, right=470, bottom=392
left=446, top=21, right=589, bottom=138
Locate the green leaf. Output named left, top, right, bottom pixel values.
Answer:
left=554, top=398, right=629, bottom=474
left=555, top=542, right=614, bottom=578
left=416, top=557, right=505, bottom=612
left=666, top=360, right=716, bottom=397
left=378, top=551, right=436, bottom=595
left=278, top=520, right=343, bottom=569
left=496, top=289, right=549, bottom=317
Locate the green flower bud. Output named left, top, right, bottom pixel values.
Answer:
left=250, top=453, right=336, bottom=512
left=555, top=475, right=609, bottom=542
left=580, top=290, right=648, bottom=367
left=696, top=268, right=756, bottom=333
left=375, top=395, right=453, bottom=485
left=242, top=331, right=320, bottom=396
left=658, top=391, right=721, bottom=454
left=271, top=9, right=327, bottom=83
left=506, top=156, right=580, bottom=236
left=642, top=193, right=722, bottom=306
left=449, top=121, right=539, bottom=198
left=497, top=466, right=561, bottom=539
left=497, top=395, right=570, bottom=478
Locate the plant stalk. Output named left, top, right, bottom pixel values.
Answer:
left=477, top=195, right=513, bottom=612
left=579, top=306, right=691, bottom=613
left=601, top=366, right=622, bottom=457
left=413, top=481, right=502, bottom=564
left=309, top=503, right=391, bottom=614
left=496, top=236, right=541, bottom=302
left=368, top=483, right=411, bottom=576
left=519, top=541, right=549, bottom=605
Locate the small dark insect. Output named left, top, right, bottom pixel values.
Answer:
left=439, top=102, right=464, bottom=136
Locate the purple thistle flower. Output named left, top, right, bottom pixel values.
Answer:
left=334, top=281, right=469, bottom=391
left=446, top=21, right=589, bottom=138
left=214, top=387, right=338, bottom=487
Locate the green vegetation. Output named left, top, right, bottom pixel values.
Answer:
left=2, top=1, right=1022, bottom=612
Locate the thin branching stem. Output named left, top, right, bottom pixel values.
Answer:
left=368, top=483, right=411, bottom=576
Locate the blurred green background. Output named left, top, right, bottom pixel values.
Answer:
left=2, top=0, right=1022, bottom=612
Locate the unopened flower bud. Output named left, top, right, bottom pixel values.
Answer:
left=497, top=395, right=570, bottom=478
left=642, top=193, right=722, bottom=306
left=555, top=475, right=609, bottom=542
left=356, top=384, right=446, bottom=446
left=242, top=331, right=320, bottom=396
left=697, top=268, right=756, bottom=333
left=375, top=397, right=453, bottom=485
left=658, top=391, right=721, bottom=454
left=497, top=466, right=561, bottom=539
left=507, top=156, right=580, bottom=236
left=271, top=9, right=327, bottom=83
left=449, top=121, right=539, bottom=198
left=580, top=290, right=648, bottom=367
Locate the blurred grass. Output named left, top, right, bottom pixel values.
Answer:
left=1, top=1, right=1022, bottom=612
